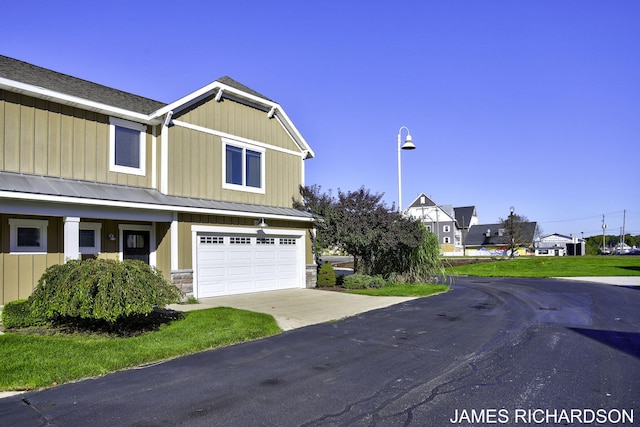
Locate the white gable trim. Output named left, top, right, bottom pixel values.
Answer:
left=0, top=77, right=161, bottom=125
left=151, top=81, right=314, bottom=159
left=172, top=120, right=305, bottom=158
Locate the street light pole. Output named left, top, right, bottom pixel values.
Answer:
left=397, top=126, right=416, bottom=213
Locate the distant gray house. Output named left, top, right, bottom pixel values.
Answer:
left=465, top=222, right=538, bottom=256
left=405, top=193, right=479, bottom=256
left=454, top=206, right=480, bottom=250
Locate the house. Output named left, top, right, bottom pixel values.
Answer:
left=535, top=233, right=585, bottom=256
left=464, top=222, right=538, bottom=256
left=405, top=194, right=479, bottom=256
left=0, top=55, right=317, bottom=305
left=454, top=205, right=480, bottom=250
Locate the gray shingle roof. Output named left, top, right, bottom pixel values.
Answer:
left=0, top=55, right=167, bottom=114
left=0, top=56, right=275, bottom=115
left=217, top=76, right=273, bottom=102
left=454, top=206, right=476, bottom=228
left=465, top=222, right=537, bottom=246
left=0, top=171, right=312, bottom=220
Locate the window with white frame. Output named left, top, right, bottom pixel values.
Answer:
left=222, top=138, right=265, bottom=193
left=9, top=219, right=48, bottom=253
left=79, top=223, right=102, bottom=255
left=443, top=237, right=451, bottom=244
left=110, top=117, right=146, bottom=175
left=443, top=225, right=451, bottom=233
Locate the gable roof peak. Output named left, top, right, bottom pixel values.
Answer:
left=407, top=193, right=437, bottom=208
left=215, top=76, right=273, bottom=102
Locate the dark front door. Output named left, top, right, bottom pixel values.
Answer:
left=123, top=230, right=150, bottom=264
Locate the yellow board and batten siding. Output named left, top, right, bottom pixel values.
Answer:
left=168, top=97, right=303, bottom=205
left=0, top=215, right=65, bottom=304
left=0, top=89, right=311, bottom=305
left=0, top=91, right=157, bottom=305
left=0, top=90, right=152, bottom=188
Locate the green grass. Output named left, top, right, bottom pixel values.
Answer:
left=0, top=307, right=280, bottom=391
left=445, top=256, right=640, bottom=278
left=345, top=283, right=450, bottom=297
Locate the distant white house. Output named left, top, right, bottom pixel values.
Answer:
left=535, top=233, right=585, bottom=256
left=404, top=193, right=480, bottom=256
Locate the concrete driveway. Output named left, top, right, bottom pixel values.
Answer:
left=169, top=288, right=416, bottom=331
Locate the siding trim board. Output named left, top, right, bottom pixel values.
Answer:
left=0, top=77, right=160, bottom=125
left=0, top=190, right=313, bottom=223
left=172, top=120, right=305, bottom=158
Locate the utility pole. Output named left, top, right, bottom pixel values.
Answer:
left=602, top=214, right=607, bottom=254
left=622, top=209, right=626, bottom=254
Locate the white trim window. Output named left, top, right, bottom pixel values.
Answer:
left=443, top=236, right=451, bottom=244
left=110, top=117, right=146, bottom=176
left=222, top=138, right=265, bottom=193
left=9, top=219, right=48, bottom=254
left=443, top=225, right=451, bottom=233
left=79, top=222, right=102, bottom=255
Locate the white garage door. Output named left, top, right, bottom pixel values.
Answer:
left=196, top=232, right=302, bottom=298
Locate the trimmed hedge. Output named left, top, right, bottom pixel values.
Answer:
left=29, top=259, right=183, bottom=323
left=317, top=262, right=337, bottom=287
left=1, top=299, right=49, bottom=329
left=343, top=274, right=386, bottom=289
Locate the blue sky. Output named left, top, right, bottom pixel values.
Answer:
left=2, top=1, right=638, bottom=238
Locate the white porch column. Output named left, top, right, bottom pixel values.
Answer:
left=171, top=212, right=179, bottom=271
left=64, top=216, right=81, bottom=261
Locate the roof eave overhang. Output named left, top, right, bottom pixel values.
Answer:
left=0, top=77, right=162, bottom=126
left=151, top=81, right=315, bottom=159
left=0, top=191, right=315, bottom=223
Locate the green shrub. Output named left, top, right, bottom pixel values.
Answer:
left=343, top=274, right=387, bottom=289
left=29, top=259, right=183, bottom=323
left=1, top=299, right=49, bottom=329
left=368, top=275, right=386, bottom=289
left=317, top=262, right=337, bottom=287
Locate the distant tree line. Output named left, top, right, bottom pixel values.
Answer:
left=584, top=234, right=640, bottom=255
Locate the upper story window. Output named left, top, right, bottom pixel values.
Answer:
left=443, top=225, right=451, bottom=233
left=9, top=219, right=48, bottom=253
left=110, top=117, right=146, bottom=176
left=222, top=138, right=265, bottom=193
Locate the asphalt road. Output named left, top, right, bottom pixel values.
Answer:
left=1, top=277, right=639, bottom=426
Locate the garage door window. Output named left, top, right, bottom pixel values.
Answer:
left=280, top=238, right=296, bottom=245
left=230, top=236, right=251, bottom=245
left=200, top=236, right=223, bottom=244
left=257, top=237, right=275, bottom=245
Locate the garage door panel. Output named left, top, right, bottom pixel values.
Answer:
left=255, top=251, right=276, bottom=260
left=228, top=265, right=254, bottom=276
left=255, top=264, right=277, bottom=274
left=196, top=232, right=301, bottom=298
left=228, top=251, right=252, bottom=261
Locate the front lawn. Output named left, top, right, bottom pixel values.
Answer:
left=0, top=307, right=280, bottom=391
left=445, top=256, right=640, bottom=277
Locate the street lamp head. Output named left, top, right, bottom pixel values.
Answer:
left=510, top=206, right=515, bottom=215
left=401, top=134, right=416, bottom=150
